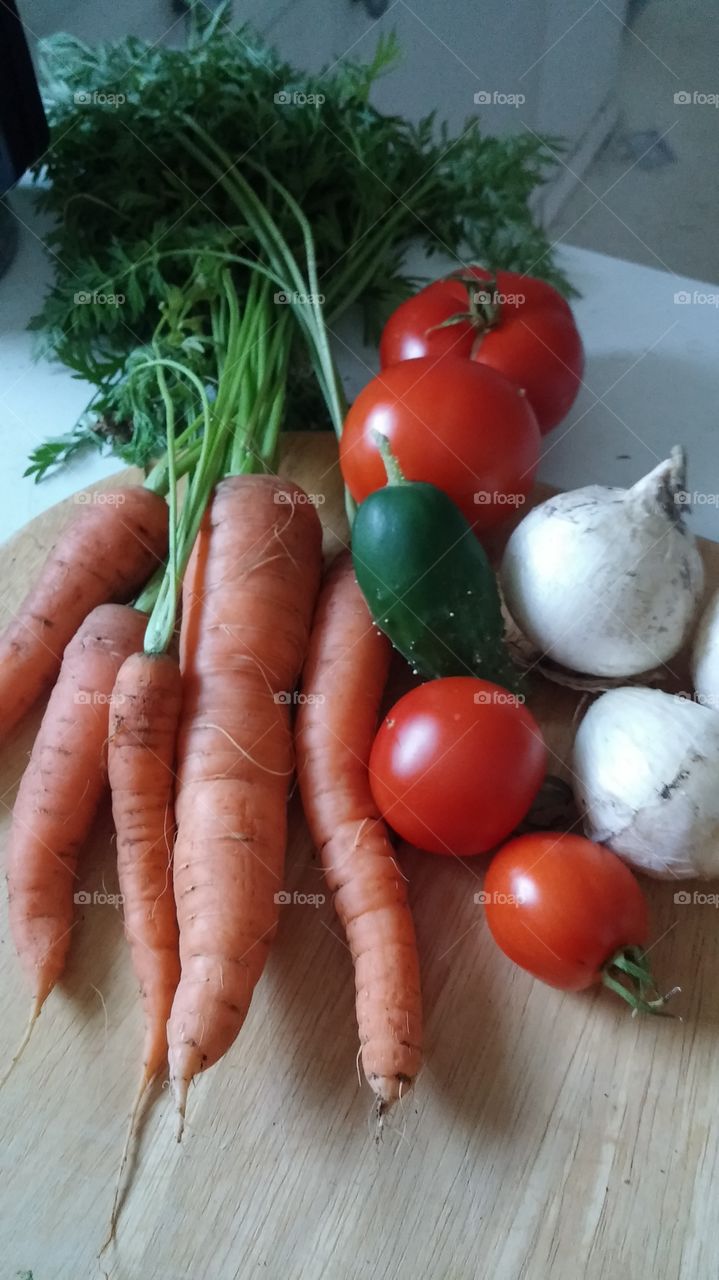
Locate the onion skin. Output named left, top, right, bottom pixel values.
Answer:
left=500, top=452, right=704, bottom=678
left=691, top=588, right=719, bottom=711
left=573, top=687, right=719, bottom=880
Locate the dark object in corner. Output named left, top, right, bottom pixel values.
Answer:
left=0, top=0, right=49, bottom=195
left=0, top=0, right=47, bottom=275
left=0, top=203, right=19, bottom=276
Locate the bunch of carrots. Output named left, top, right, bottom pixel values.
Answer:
left=0, top=191, right=423, bottom=1242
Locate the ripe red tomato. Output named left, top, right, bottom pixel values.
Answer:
left=379, top=268, right=584, bottom=434
left=339, top=357, right=540, bottom=533
left=483, top=833, right=649, bottom=990
left=368, top=677, right=547, bottom=856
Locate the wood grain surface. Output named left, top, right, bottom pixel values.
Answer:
left=1, top=434, right=718, bottom=1280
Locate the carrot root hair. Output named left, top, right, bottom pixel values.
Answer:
left=98, top=1071, right=156, bottom=1256
left=0, top=996, right=42, bottom=1092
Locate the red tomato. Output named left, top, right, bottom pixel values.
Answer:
left=483, top=833, right=649, bottom=990
left=379, top=268, right=584, bottom=434
left=339, top=357, right=540, bottom=533
left=368, top=677, right=546, bottom=856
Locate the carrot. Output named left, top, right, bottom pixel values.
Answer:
left=0, top=486, right=167, bottom=737
left=167, top=474, right=322, bottom=1127
left=108, top=651, right=182, bottom=1081
left=99, top=649, right=182, bottom=1244
left=295, top=552, right=423, bottom=1117
left=5, top=603, right=147, bottom=1045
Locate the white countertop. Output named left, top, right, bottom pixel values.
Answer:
left=1, top=183, right=717, bottom=541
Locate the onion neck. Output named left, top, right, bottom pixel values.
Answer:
left=626, top=446, right=688, bottom=526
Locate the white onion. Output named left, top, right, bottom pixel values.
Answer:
left=573, top=686, right=719, bottom=879
left=500, top=449, right=704, bottom=677
left=691, top=588, right=719, bottom=710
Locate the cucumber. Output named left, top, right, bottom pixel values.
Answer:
left=352, top=478, right=520, bottom=690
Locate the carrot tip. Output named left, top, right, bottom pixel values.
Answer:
left=171, top=1075, right=187, bottom=1142
left=374, top=1098, right=387, bottom=1146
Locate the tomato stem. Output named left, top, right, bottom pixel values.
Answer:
left=425, top=272, right=501, bottom=357
left=601, top=945, right=680, bottom=1017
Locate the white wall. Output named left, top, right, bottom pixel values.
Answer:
left=240, top=0, right=548, bottom=137
left=17, top=0, right=627, bottom=210
left=535, top=0, right=628, bottom=139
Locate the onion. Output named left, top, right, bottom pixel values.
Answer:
left=573, top=686, right=719, bottom=879
left=500, top=448, right=704, bottom=677
left=691, top=588, right=719, bottom=710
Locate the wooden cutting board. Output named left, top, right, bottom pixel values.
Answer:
left=2, top=433, right=719, bottom=1280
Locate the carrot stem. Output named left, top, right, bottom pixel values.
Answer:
left=135, top=138, right=360, bottom=640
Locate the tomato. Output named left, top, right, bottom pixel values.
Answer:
left=483, top=833, right=649, bottom=991
left=339, top=357, right=540, bottom=534
left=368, top=677, right=546, bottom=856
left=379, top=268, right=584, bottom=434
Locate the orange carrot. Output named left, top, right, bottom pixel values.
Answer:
left=6, top=604, right=147, bottom=1027
left=108, top=651, right=182, bottom=1083
left=0, top=487, right=167, bottom=737
left=101, top=649, right=182, bottom=1243
left=295, top=552, right=423, bottom=1115
left=167, top=475, right=322, bottom=1126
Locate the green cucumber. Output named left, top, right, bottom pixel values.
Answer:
left=352, top=468, right=520, bottom=690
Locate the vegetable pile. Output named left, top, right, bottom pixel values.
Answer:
left=3, top=0, right=716, bottom=1251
